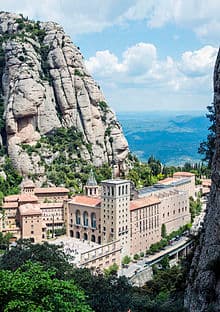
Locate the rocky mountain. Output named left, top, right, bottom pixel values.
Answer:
left=184, top=50, right=220, bottom=311
left=0, top=12, right=129, bottom=185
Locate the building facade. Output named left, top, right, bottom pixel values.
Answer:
left=101, top=179, right=131, bottom=256
left=130, top=196, right=161, bottom=254
left=1, top=172, right=194, bottom=268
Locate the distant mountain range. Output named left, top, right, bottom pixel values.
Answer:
left=117, top=111, right=210, bottom=166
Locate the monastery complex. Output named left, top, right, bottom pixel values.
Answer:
left=0, top=171, right=197, bottom=270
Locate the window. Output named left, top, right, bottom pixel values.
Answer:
left=91, top=213, right=96, bottom=228
left=75, top=210, right=81, bottom=225
left=83, top=211, right=89, bottom=227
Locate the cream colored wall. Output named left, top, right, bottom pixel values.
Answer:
left=67, top=202, right=101, bottom=244
left=130, top=203, right=160, bottom=255
left=160, top=192, right=190, bottom=234
left=41, top=207, right=64, bottom=229
left=80, top=240, right=121, bottom=270
left=36, top=193, right=68, bottom=203
left=101, top=181, right=130, bottom=257
left=21, top=214, right=43, bottom=243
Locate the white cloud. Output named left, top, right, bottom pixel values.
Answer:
left=120, top=0, right=220, bottom=43
left=1, top=0, right=220, bottom=42
left=0, top=0, right=132, bottom=35
left=179, top=45, right=218, bottom=77
left=85, top=43, right=218, bottom=107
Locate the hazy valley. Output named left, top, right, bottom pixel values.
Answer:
left=118, top=111, right=210, bottom=165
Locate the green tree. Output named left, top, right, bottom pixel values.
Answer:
left=161, top=224, right=167, bottom=238
left=71, top=268, right=132, bottom=312
left=0, top=262, right=93, bottom=312
left=104, top=263, right=119, bottom=276
left=0, top=240, right=72, bottom=279
left=122, top=255, right=131, bottom=265
left=198, top=104, right=216, bottom=168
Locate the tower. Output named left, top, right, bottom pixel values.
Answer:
left=101, top=179, right=130, bottom=256
left=84, top=169, right=100, bottom=197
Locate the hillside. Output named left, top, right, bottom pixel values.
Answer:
left=0, top=12, right=129, bottom=186
left=118, top=112, right=209, bottom=165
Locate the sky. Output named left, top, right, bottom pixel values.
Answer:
left=0, top=0, right=219, bottom=112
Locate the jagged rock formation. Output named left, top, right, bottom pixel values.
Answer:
left=0, top=12, right=129, bottom=182
left=184, top=50, right=220, bottom=311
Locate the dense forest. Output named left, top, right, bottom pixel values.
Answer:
left=0, top=239, right=191, bottom=312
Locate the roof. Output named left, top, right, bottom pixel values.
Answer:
left=86, top=169, right=97, bottom=186
left=202, top=179, right=211, bottom=187
left=22, top=179, right=35, bottom=188
left=130, top=196, right=160, bottom=211
left=40, top=202, right=63, bottom=209
left=173, top=171, right=195, bottom=177
left=4, top=194, right=19, bottom=202
left=19, top=203, right=42, bottom=216
left=2, top=202, right=19, bottom=209
left=158, top=177, right=175, bottom=185
left=70, top=195, right=101, bottom=207
left=101, top=179, right=130, bottom=185
left=34, top=187, right=69, bottom=194
left=4, top=194, right=38, bottom=203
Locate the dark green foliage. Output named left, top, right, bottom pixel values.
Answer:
left=74, top=69, right=84, bottom=77
left=147, top=224, right=191, bottom=254
left=198, top=104, right=216, bottom=168
left=0, top=239, right=72, bottom=279
left=134, top=254, right=140, bottom=260
left=0, top=262, right=93, bottom=312
left=122, top=255, right=131, bottom=265
left=126, top=156, right=159, bottom=188
left=40, top=44, right=52, bottom=83
left=0, top=232, right=13, bottom=250
left=71, top=268, right=133, bottom=312
left=0, top=235, right=192, bottom=312
left=161, top=223, right=167, bottom=238
left=189, top=196, right=202, bottom=223
left=99, top=101, right=108, bottom=112
left=0, top=158, right=22, bottom=196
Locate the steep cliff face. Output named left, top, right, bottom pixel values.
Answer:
left=184, top=50, right=220, bottom=311
left=0, top=12, right=128, bottom=182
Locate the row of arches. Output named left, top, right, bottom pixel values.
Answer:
left=69, top=230, right=101, bottom=244
left=75, top=211, right=96, bottom=228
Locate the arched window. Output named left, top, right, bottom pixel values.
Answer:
left=91, top=213, right=96, bottom=228
left=83, top=211, right=89, bottom=227
left=91, top=234, right=96, bottom=242
left=98, top=236, right=101, bottom=244
left=70, top=230, right=74, bottom=237
left=84, top=233, right=88, bottom=240
left=76, top=231, right=80, bottom=239
left=75, top=210, right=81, bottom=225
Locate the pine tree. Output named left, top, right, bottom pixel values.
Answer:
left=198, top=104, right=216, bottom=168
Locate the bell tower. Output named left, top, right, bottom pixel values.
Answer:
left=84, top=169, right=100, bottom=197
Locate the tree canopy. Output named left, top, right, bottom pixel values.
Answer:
left=0, top=261, right=93, bottom=312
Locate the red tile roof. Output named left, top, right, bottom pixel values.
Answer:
left=4, top=194, right=38, bottom=203
left=70, top=195, right=101, bottom=207
left=34, top=187, right=69, bottom=194
left=2, top=202, right=19, bottom=209
left=19, top=203, right=42, bottom=216
left=130, top=196, right=160, bottom=211
left=158, top=177, right=174, bottom=184
left=173, top=171, right=195, bottom=177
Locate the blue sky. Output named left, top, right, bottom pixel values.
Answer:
left=0, top=0, right=219, bottom=112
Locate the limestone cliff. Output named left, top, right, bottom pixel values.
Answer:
left=184, top=49, right=220, bottom=311
left=0, top=12, right=129, bottom=183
